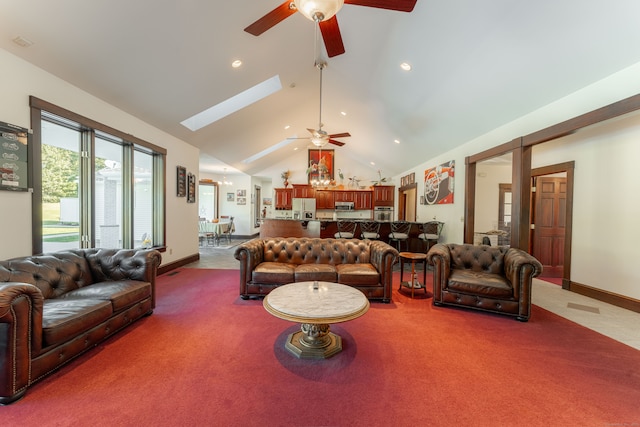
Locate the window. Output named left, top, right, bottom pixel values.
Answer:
left=198, top=182, right=218, bottom=221
left=31, top=97, right=166, bottom=254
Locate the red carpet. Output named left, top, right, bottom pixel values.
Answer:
left=3, top=268, right=640, bottom=426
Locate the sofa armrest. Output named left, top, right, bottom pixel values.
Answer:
left=0, top=282, right=44, bottom=402
left=426, top=243, right=452, bottom=300
left=369, top=240, right=398, bottom=283
left=234, top=239, right=265, bottom=294
left=504, top=248, right=543, bottom=297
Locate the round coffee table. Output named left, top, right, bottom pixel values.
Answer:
left=263, top=281, right=370, bottom=359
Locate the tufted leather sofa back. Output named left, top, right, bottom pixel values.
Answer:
left=0, top=251, right=93, bottom=299
left=0, top=248, right=160, bottom=300
left=447, top=243, right=508, bottom=275
left=262, top=238, right=371, bottom=265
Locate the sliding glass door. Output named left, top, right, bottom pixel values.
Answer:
left=36, top=106, right=165, bottom=253
left=41, top=120, right=81, bottom=252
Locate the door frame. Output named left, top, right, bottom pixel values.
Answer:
left=531, top=161, right=575, bottom=289
left=397, top=183, right=417, bottom=221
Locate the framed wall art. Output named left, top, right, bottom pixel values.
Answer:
left=424, top=160, right=455, bottom=205
left=187, top=172, right=196, bottom=203
left=176, top=166, right=186, bottom=197
left=227, top=192, right=235, bottom=202
left=307, top=149, right=334, bottom=184
left=0, top=120, right=30, bottom=192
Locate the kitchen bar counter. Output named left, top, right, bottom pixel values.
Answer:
left=260, top=219, right=321, bottom=238
left=261, top=219, right=430, bottom=252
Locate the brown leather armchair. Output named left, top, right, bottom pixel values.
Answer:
left=426, top=243, right=542, bottom=321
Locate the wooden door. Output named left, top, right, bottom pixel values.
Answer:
left=532, top=177, right=566, bottom=277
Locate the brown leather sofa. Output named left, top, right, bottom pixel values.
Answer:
left=235, top=237, right=398, bottom=303
left=426, top=243, right=542, bottom=321
left=0, top=248, right=162, bottom=404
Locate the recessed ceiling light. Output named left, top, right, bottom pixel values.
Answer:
left=232, top=59, right=242, bottom=68
left=400, top=62, right=412, bottom=71
left=394, top=139, right=401, bottom=144
left=340, top=111, right=347, bottom=116
left=370, top=162, right=375, bottom=166
left=284, top=125, right=290, bottom=130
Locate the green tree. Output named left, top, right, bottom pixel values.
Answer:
left=41, top=145, right=79, bottom=203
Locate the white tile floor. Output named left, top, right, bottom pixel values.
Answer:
left=532, top=279, right=640, bottom=350
left=189, top=241, right=640, bottom=351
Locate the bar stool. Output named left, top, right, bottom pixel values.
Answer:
left=389, top=221, right=412, bottom=251
left=418, top=221, right=444, bottom=253
left=360, top=221, right=381, bottom=240
left=334, top=220, right=357, bottom=239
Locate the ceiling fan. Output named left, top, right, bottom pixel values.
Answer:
left=244, top=0, right=418, bottom=58
left=289, top=60, right=350, bottom=148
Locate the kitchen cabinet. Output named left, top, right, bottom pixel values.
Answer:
left=292, top=184, right=315, bottom=198
left=334, top=191, right=355, bottom=203
left=274, top=188, right=293, bottom=210
left=315, top=190, right=335, bottom=209
left=373, top=185, right=395, bottom=206
left=354, top=191, right=373, bottom=210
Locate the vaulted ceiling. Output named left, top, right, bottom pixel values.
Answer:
left=2, top=0, right=640, bottom=178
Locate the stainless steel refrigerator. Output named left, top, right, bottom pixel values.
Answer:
left=292, top=198, right=316, bottom=220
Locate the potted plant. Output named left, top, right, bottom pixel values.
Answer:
left=281, top=170, right=290, bottom=187
left=372, top=170, right=389, bottom=186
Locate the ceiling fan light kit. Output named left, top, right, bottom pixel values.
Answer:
left=294, top=0, right=344, bottom=22
left=245, top=1, right=417, bottom=57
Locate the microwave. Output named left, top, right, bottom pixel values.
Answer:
left=335, top=201, right=354, bottom=211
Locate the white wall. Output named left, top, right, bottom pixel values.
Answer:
left=0, top=48, right=200, bottom=265
left=401, top=60, right=640, bottom=300
left=532, top=112, right=640, bottom=299
left=474, top=163, right=512, bottom=232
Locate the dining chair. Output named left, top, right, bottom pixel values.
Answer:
left=389, top=221, right=412, bottom=251
left=199, top=220, right=211, bottom=246
left=219, top=216, right=235, bottom=245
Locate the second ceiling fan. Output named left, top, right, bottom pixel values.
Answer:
left=244, top=0, right=418, bottom=57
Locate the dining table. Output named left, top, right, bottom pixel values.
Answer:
left=200, top=220, right=234, bottom=246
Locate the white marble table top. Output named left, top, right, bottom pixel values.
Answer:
left=263, top=281, right=370, bottom=324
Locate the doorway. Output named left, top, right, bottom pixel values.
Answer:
left=397, top=183, right=417, bottom=221
left=530, top=162, right=574, bottom=288
left=198, top=181, right=219, bottom=221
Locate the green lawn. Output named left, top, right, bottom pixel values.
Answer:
left=42, top=202, right=79, bottom=236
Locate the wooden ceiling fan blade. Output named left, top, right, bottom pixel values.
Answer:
left=319, top=17, right=345, bottom=58
left=345, top=0, right=417, bottom=12
left=328, top=132, right=351, bottom=138
left=328, top=139, right=346, bottom=146
left=244, top=1, right=297, bottom=36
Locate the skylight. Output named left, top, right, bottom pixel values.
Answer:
left=242, top=138, right=295, bottom=164
left=180, top=75, right=282, bottom=131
